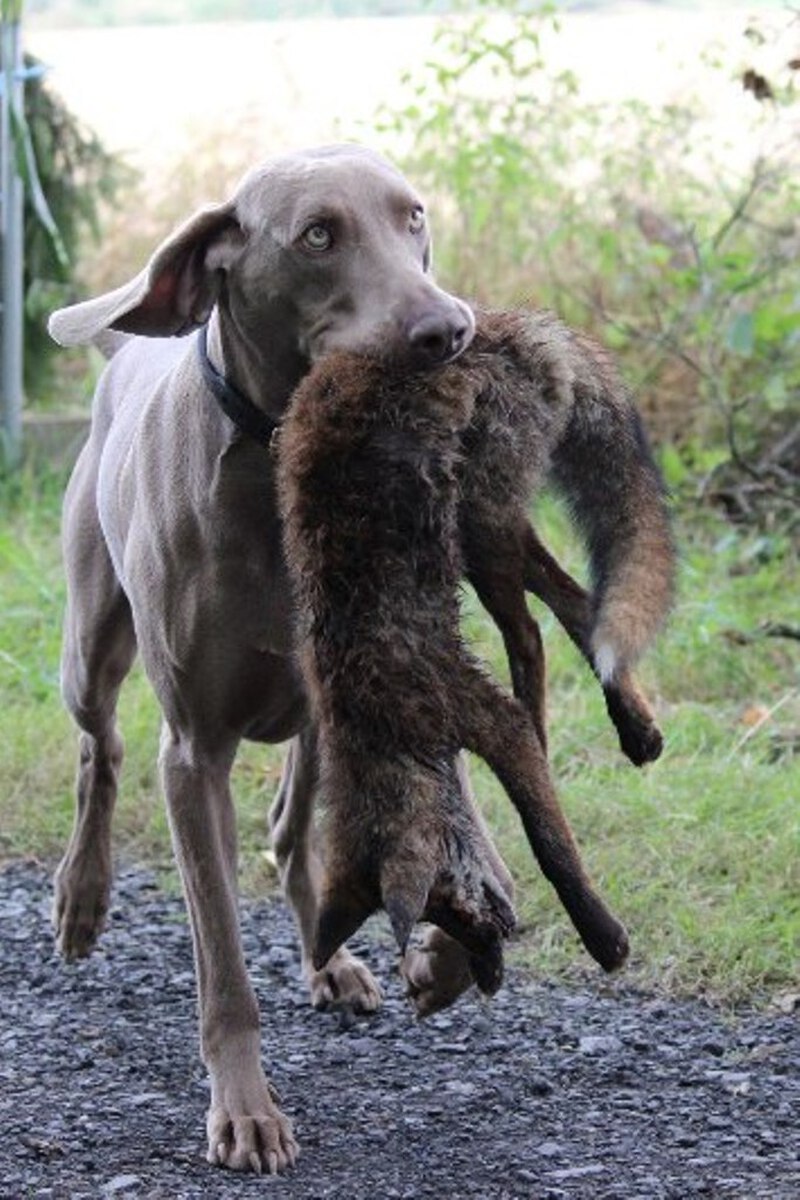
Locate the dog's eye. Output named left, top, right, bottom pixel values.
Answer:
left=301, top=224, right=333, bottom=252
left=409, top=206, right=425, bottom=234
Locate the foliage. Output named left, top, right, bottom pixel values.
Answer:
left=18, top=55, right=134, bottom=397
left=379, top=2, right=800, bottom=527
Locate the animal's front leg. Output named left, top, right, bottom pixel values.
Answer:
left=160, top=726, right=297, bottom=1174
left=400, top=755, right=515, bottom=1017
left=269, top=726, right=382, bottom=1013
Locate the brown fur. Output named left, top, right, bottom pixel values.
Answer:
left=278, top=351, right=630, bottom=980
left=459, top=309, right=675, bottom=761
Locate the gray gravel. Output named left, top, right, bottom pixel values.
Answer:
left=1, top=860, right=798, bottom=1199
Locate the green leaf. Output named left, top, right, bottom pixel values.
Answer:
left=754, top=304, right=800, bottom=345
left=763, top=374, right=788, bottom=412
left=603, top=324, right=629, bottom=351
left=8, top=101, right=69, bottom=269
left=659, top=443, right=689, bottom=489
left=726, top=312, right=755, bottom=357
left=645, top=244, right=673, bottom=268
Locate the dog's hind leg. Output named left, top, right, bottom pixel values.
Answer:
left=54, top=457, right=136, bottom=960
left=269, top=725, right=383, bottom=1013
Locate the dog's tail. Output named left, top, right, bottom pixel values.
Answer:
left=545, top=336, right=676, bottom=683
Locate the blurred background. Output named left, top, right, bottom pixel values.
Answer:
left=1, top=0, right=798, bottom=1003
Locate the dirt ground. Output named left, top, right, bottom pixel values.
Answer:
left=1, top=860, right=798, bottom=1199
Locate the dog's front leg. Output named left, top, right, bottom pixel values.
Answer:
left=270, top=725, right=382, bottom=1013
left=159, top=725, right=297, bottom=1174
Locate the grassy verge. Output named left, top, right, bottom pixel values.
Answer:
left=1, top=466, right=797, bottom=1005
left=461, top=499, right=798, bottom=1004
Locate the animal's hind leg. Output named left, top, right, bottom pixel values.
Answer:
left=53, top=465, right=136, bottom=960
left=457, top=660, right=628, bottom=973
left=466, top=525, right=548, bottom=752
left=522, top=523, right=663, bottom=765
left=269, top=724, right=382, bottom=1013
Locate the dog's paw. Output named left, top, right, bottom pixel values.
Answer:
left=207, top=1077, right=298, bottom=1174
left=51, top=854, right=110, bottom=960
left=305, top=946, right=383, bottom=1014
left=400, top=925, right=475, bottom=1019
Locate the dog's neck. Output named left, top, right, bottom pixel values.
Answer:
left=205, top=310, right=309, bottom=437
left=197, top=325, right=280, bottom=450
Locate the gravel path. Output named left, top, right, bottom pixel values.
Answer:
left=1, top=860, right=797, bottom=1200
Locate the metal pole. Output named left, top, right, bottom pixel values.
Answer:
left=1, top=16, right=24, bottom=466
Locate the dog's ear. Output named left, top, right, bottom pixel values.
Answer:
left=48, top=203, right=245, bottom=345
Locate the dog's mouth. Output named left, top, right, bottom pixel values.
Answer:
left=304, top=302, right=475, bottom=373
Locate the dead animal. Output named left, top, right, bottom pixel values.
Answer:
left=458, top=308, right=675, bottom=763
left=277, top=350, right=630, bottom=980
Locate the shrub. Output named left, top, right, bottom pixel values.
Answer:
left=378, top=2, right=800, bottom=526
left=20, top=53, right=133, bottom=399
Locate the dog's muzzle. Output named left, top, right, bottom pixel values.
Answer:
left=404, top=299, right=475, bottom=369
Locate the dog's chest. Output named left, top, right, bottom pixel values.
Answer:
left=125, top=432, right=296, bottom=662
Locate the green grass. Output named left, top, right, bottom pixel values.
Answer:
left=1, top=465, right=797, bottom=1005
left=461, top=501, right=799, bottom=1003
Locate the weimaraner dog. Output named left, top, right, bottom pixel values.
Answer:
left=48, top=145, right=478, bottom=1173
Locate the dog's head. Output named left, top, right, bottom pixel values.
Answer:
left=49, top=144, right=474, bottom=376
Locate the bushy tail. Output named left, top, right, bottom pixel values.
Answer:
left=547, top=339, right=676, bottom=683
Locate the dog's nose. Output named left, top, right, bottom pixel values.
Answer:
left=406, top=311, right=473, bottom=367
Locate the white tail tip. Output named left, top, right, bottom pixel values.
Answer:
left=593, top=642, right=618, bottom=685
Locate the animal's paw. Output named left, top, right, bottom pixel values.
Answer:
left=306, top=946, right=383, bottom=1014
left=207, top=1077, right=298, bottom=1174
left=604, top=680, right=663, bottom=766
left=418, top=855, right=516, bottom=1000
left=617, top=713, right=663, bottom=766
left=582, top=909, right=631, bottom=975
left=400, top=925, right=476, bottom=1019
left=51, top=852, right=110, bottom=961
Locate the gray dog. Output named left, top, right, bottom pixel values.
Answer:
left=48, top=141, right=674, bottom=1175
left=48, top=145, right=477, bottom=1174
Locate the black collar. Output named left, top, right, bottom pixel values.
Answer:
left=197, top=324, right=279, bottom=449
